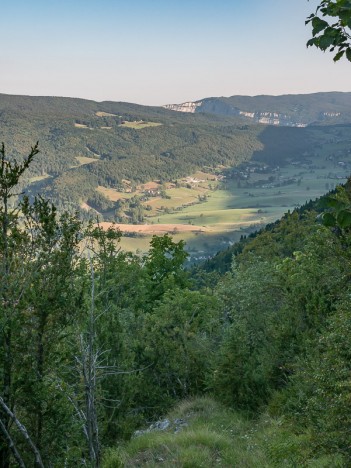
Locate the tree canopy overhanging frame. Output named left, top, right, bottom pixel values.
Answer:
left=306, top=0, right=351, bottom=61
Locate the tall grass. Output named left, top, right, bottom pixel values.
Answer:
left=102, top=397, right=345, bottom=467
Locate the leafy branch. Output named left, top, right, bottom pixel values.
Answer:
left=306, top=0, right=351, bottom=61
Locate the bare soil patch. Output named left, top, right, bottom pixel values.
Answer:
left=98, top=222, right=209, bottom=234
left=140, top=181, right=160, bottom=190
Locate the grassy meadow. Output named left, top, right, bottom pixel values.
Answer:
left=103, top=397, right=343, bottom=467
left=119, top=121, right=163, bottom=129
left=75, top=156, right=99, bottom=166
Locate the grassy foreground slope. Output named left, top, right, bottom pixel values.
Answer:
left=103, top=398, right=342, bottom=467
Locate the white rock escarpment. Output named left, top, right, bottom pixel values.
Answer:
left=163, top=101, right=202, bottom=113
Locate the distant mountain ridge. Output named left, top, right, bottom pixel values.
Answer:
left=164, top=92, right=351, bottom=127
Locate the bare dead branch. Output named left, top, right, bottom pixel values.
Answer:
left=0, top=396, right=44, bottom=467
left=0, top=417, right=26, bottom=468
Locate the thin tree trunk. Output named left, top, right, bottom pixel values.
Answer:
left=0, top=417, right=26, bottom=468
left=0, top=188, right=11, bottom=468
left=85, top=260, right=100, bottom=467
left=0, top=396, right=44, bottom=467
left=78, top=259, right=100, bottom=467
left=35, top=320, right=46, bottom=451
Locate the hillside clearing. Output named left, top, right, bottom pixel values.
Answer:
left=74, top=156, right=99, bottom=167
left=140, top=181, right=161, bottom=190
left=97, top=186, right=135, bottom=202
left=96, top=111, right=119, bottom=117
left=28, top=174, right=51, bottom=183
left=80, top=202, right=99, bottom=213
left=74, top=123, right=90, bottom=128
left=119, top=120, right=163, bottom=129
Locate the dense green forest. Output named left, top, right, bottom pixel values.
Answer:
left=1, top=142, right=351, bottom=466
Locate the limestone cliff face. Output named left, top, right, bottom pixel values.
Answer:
left=163, top=93, right=350, bottom=127
left=163, top=100, right=307, bottom=126
left=163, top=101, right=202, bottom=113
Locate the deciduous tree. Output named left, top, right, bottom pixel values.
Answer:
left=306, top=0, right=351, bottom=61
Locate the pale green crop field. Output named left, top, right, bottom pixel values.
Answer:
left=119, top=121, right=162, bottom=129
left=75, top=156, right=99, bottom=166
left=143, top=186, right=208, bottom=214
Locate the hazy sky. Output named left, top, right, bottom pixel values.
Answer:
left=1, top=0, right=350, bottom=105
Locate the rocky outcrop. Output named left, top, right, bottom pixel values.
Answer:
left=164, top=100, right=308, bottom=126
left=163, top=92, right=351, bottom=127
left=133, top=418, right=188, bottom=438
left=163, top=101, right=202, bottom=113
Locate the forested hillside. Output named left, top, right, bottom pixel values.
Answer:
left=1, top=144, right=351, bottom=466
left=1, top=93, right=347, bottom=219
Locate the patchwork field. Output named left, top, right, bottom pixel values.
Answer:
left=94, top=126, right=351, bottom=260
